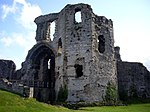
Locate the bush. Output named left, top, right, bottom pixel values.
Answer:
left=104, top=82, right=118, bottom=105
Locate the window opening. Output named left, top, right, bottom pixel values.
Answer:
left=74, top=64, right=83, bottom=78
left=48, top=59, right=51, bottom=69
left=50, top=21, right=55, bottom=41
left=98, top=35, right=105, bottom=53
left=75, top=9, right=81, bottom=23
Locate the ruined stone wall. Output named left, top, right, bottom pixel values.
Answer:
left=16, top=3, right=117, bottom=103
left=115, top=47, right=150, bottom=99
left=89, top=12, right=117, bottom=102
left=0, top=60, right=32, bottom=97
left=1, top=3, right=150, bottom=104
left=0, top=78, right=33, bottom=97
left=117, top=62, right=150, bottom=99
left=52, top=7, right=68, bottom=98
left=63, top=4, right=95, bottom=102
left=0, top=59, right=16, bottom=80
left=114, top=46, right=122, bottom=61
left=52, top=4, right=117, bottom=102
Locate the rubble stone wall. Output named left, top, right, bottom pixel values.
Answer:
left=117, top=61, right=150, bottom=99
left=115, top=47, right=150, bottom=99
left=20, top=3, right=117, bottom=103
left=0, top=78, right=32, bottom=97
left=1, top=3, right=149, bottom=104
left=0, top=60, right=16, bottom=80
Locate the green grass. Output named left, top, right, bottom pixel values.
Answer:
left=80, top=104, right=150, bottom=112
left=0, top=89, right=150, bottom=112
left=0, top=89, right=70, bottom=112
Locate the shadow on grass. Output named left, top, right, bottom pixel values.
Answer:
left=124, top=98, right=150, bottom=105
left=78, top=108, right=95, bottom=111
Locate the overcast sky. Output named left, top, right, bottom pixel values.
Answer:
left=0, top=0, right=150, bottom=70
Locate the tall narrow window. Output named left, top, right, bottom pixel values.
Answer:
left=75, top=9, right=82, bottom=23
left=98, top=35, right=105, bottom=53
left=50, top=21, right=55, bottom=41
left=48, top=59, right=51, bottom=69
left=74, top=64, right=83, bottom=78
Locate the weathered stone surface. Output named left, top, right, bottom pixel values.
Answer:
left=0, top=3, right=149, bottom=104
left=115, top=47, right=150, bottom=99
left=114, top=46, right=122, bottom=61
left=117, top=62, right=150, bottom=99
left=12, top=69, right=22, bottom=80
left=19, top=3, right=117, bottom=103
left=0, top=59, right=16, bottom=79
left=0, top=78, right=33, bottom=97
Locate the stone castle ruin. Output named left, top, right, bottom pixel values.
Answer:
left=0, top=3, right=150, bottom=103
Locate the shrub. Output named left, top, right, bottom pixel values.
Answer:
left=104, top=82, right=118, bottom=105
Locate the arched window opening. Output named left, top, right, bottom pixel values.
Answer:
left=50, top=21, right=56, bottom=41
left=74, top=64, right=83, bottom=78
left=75, top=9, right=82, bottom=23
left=98, top=35, right=105, bottom=53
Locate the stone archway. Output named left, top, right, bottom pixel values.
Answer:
left=27, top=44, right=56, bottom=103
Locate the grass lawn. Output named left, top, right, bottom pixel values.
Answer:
left=80, top=104, right=150, bottom=112
left=0, top=89, right=150, bottom=112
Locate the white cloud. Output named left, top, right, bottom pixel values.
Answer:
left=0, top=31, right=36, bottom=69
left=1, top=0, right=42, bottom=29
left=0, top=36, right=14, bottom=47
left=14, top=34, right=27, bottom=47
left=1, top=0, right=42, bottom=69
left=1, top=1, right=17, bottom=19
left=18, top=2, right=42, bottom=29
left=0, top=32, right=35, bottom=51
left=13, top=32, right=36, bottom=55
left=14, top=0, right=26, bottom=5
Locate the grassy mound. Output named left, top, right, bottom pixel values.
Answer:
left=0, top=89, right=150, bottom=112
left=0, top=89, right=70, bottom=112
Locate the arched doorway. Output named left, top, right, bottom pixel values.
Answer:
left=27, top=44, right=55, bottom=103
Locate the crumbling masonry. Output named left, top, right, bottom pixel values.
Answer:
left=0, top=3, right=149, bottom=103
left=20, top=3, right=117, bottom=103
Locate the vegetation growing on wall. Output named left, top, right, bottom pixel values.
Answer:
left=104, top=82, right=118, bottom=105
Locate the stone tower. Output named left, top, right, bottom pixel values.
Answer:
left=20, top=3, right=117, bottom=103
